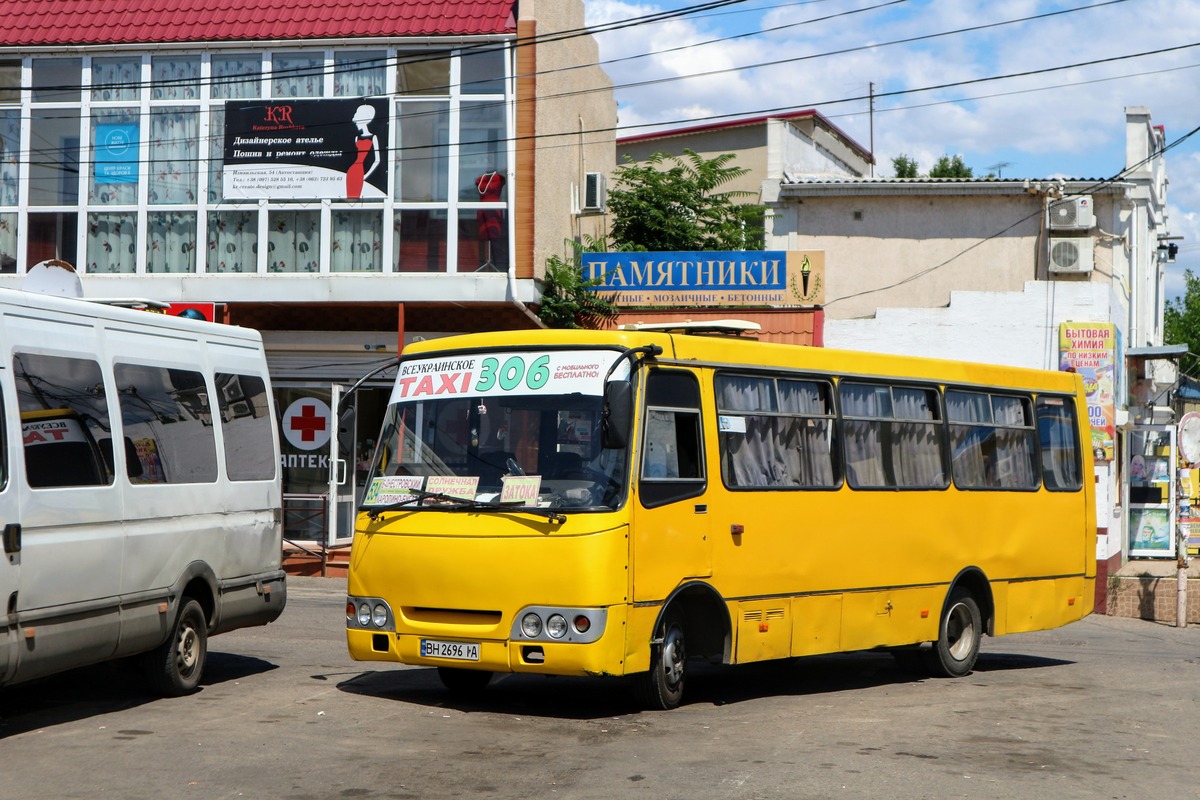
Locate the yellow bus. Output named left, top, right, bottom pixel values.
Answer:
left=346, top=321, right=1095, bottom=709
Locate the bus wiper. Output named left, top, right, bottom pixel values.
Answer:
left=366, top=488, right=566, bottom=524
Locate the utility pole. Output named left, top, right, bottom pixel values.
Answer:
left=869, top=81, right=875, bottom=178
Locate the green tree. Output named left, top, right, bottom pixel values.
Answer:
left=607, top=149, right=764, bottom=252
left=892, top=154, right=919, bottom=178
left=929, top=154, right=973, bottom=178
left=1165, top=269, right=1200, bottom=377
left=537, top=237, right=619, bottom=329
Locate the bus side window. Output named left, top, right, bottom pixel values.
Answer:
left=639, top=370, right=705, bottom=508
left=14, top=352, right=113, bottom=488
left=1037, top=396, right=1083, bottom=491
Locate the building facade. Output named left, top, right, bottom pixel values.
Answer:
left=0, top=0, right=617, bottom=544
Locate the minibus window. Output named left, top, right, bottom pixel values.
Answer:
left=115, top=363, right=218, bottom=484
left=14, top=352, right=113, bottom=488
left=639, top=370, right=705, bottom=508
left=215, top=373, right=276, bottom=481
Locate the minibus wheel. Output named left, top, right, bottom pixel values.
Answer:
left=925, top=588, right=981, bottom=678
left=634, top=612, right=686, bottom=710
left=143, top=598, right=208, bottom=696
left=437, top=667, right=492, bottom=694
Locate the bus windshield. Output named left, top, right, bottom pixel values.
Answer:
left=361, top=348, right=629, bottom=513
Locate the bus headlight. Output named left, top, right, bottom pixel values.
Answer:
left=358, top=602, right=372, bottom=627
left=546, top=614, right=568, bottom=639
left=372, top=604, right=389, bottom=628
left=346, top=596, right=395, bottom=631
left=521, top=612, right=543, bottom=638
left=511, top=605, right=607, bottom=643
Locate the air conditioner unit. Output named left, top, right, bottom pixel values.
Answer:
left=1048, top=196, right=1094, bottom=230
left=1048, top=237, right=1094, bottom=274
left=583, top=172, right=607, bottom=213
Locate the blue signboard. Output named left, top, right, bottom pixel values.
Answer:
left=94, top=123, right=139, bottom=184
left=581, top=250, right=824, bottom=307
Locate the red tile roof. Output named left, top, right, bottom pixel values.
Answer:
left=0, top=1, right=517, bottom=47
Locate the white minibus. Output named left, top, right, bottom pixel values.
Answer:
left=0, top=287, right=285, bottom=695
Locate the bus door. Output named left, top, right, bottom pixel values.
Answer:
left=0, top=417, right=14, bottom=685
left=631, top=369, right=712, bottom=602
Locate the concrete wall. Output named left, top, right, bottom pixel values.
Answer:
left=523, top=0, right=617, bottom=274
left=618, top=127, right=769, bottom=198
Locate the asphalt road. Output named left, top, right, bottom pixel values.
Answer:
left=2, top=576, right=1199, bottom=800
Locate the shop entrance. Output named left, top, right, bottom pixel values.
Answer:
left=276, top=383, right=389, bottom=546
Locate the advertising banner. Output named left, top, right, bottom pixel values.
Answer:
left=1059, top=321, right=1116, bottom=461
left=94, top=123, right=140, bottom=184
left=223, top=98, right=389, bottom=200
left=582, top=250, right=825, bottom=307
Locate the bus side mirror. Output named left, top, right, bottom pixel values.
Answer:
left=601, top=381, right=633, bottom=449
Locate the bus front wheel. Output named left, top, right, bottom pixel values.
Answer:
left=634, top=613, right=686, bottom=710
left=926, top=588, right=981, bottom=677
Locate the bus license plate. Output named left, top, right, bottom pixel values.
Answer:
left=420, top=639, right=480, bottom=661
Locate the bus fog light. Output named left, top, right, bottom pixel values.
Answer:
left=521, top=612, right=543, bottom=638
left=372, top=604, right=388, bottom=628
left=546, top=614, right=568, bottom=639
left=573, top=615, right=591, bottom=633
left=357, top=603, right=371, bottom=627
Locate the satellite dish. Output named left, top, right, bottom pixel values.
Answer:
left=1179, top=412, right=1200, bottom=466
left=23, top=259, right=83, bottom=298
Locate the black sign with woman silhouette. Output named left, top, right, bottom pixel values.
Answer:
left=222, top=98, right=389, bottom=200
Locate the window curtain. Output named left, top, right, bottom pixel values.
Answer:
left=267, top=211, right=320, bottom=273
left=272, top=55, right=323, bottom=97
left=91, top=57, right=140, bottom=102
left=148, top=109, right=199, bottom=205
left=331, top=211, right=382, bottom=272
left=716, top=376, right=834, bottom=488
left=146, top=211, right=196, bottom=273
left=841, top=383, right=886, bottom=487
left=0, top=213, right=15, bottom=272
left=211, top=56, right=261, bottom=100
left=86, top=212, right=136, bottom=273
left=208, top=210, right=257, bottom=273
left=334, top=52, right=386, bottom=97
left=891, top=387, right=945, bottom=487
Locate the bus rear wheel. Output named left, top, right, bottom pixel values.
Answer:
left=925, top=588, right=981, bottom=677
left=634, top=613, right=686, bottom=710
left=437, top=667, right=492, bottom=694
left=143, top=598, right=207, bottom=696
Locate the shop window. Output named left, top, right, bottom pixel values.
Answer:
left=0, top=59, right=19, bottom=104
left=26, top=212, right=76, bottom=267
left=396, top=51, right=450, bottom=96
left=151, top=56, right=199, bottom=101
left=272, top=54, right=324, bottom=98
left=335, top=51, right=386, bottom=97
left=32, top=58, right=81, bottom=103
left=458, top=101, right=507, bottom=201
left=268, top=210, right=320, bottom=273
left=146, top=211, right=196, bottom=273
left=89, top=108, right=140, bottom=205
left=0, top=109, right=19, bottom=206
left=29, top=109, right=80, bottom=206
left=211, top=55, right=261, bottom=100
left=91, top=57, right=141, bottom=103
left=208, top=210, right=258, bottom=273
left=460, top=47, right=506, bottom=94
left=148, top=108, right=199, bottom=204
left=0, top=213, right=15, bottom=273
left=86, top=212, right=137, bottom=273
left=395, top=101, right=449, bottom=202
left=214, top=374, right=276, bottom=481
left=457, top=209, right=506, bottom=273
left=331, top=210, right=382, bottom=272
left=207, top=106, right=226, bottom=203
left=14, top=352, right=113, bottom=488
left=114, top=363, right=218, bottom=484
left=393, top=210, right=447, bottom=272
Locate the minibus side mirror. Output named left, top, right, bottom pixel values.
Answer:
left=601, top=381, right=633, bottom=450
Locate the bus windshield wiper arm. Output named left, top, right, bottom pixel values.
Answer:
left=366, top=488, right=566, bottom=523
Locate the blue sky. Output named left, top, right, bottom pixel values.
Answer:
left=584, top=0, right=1200, bottom=299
